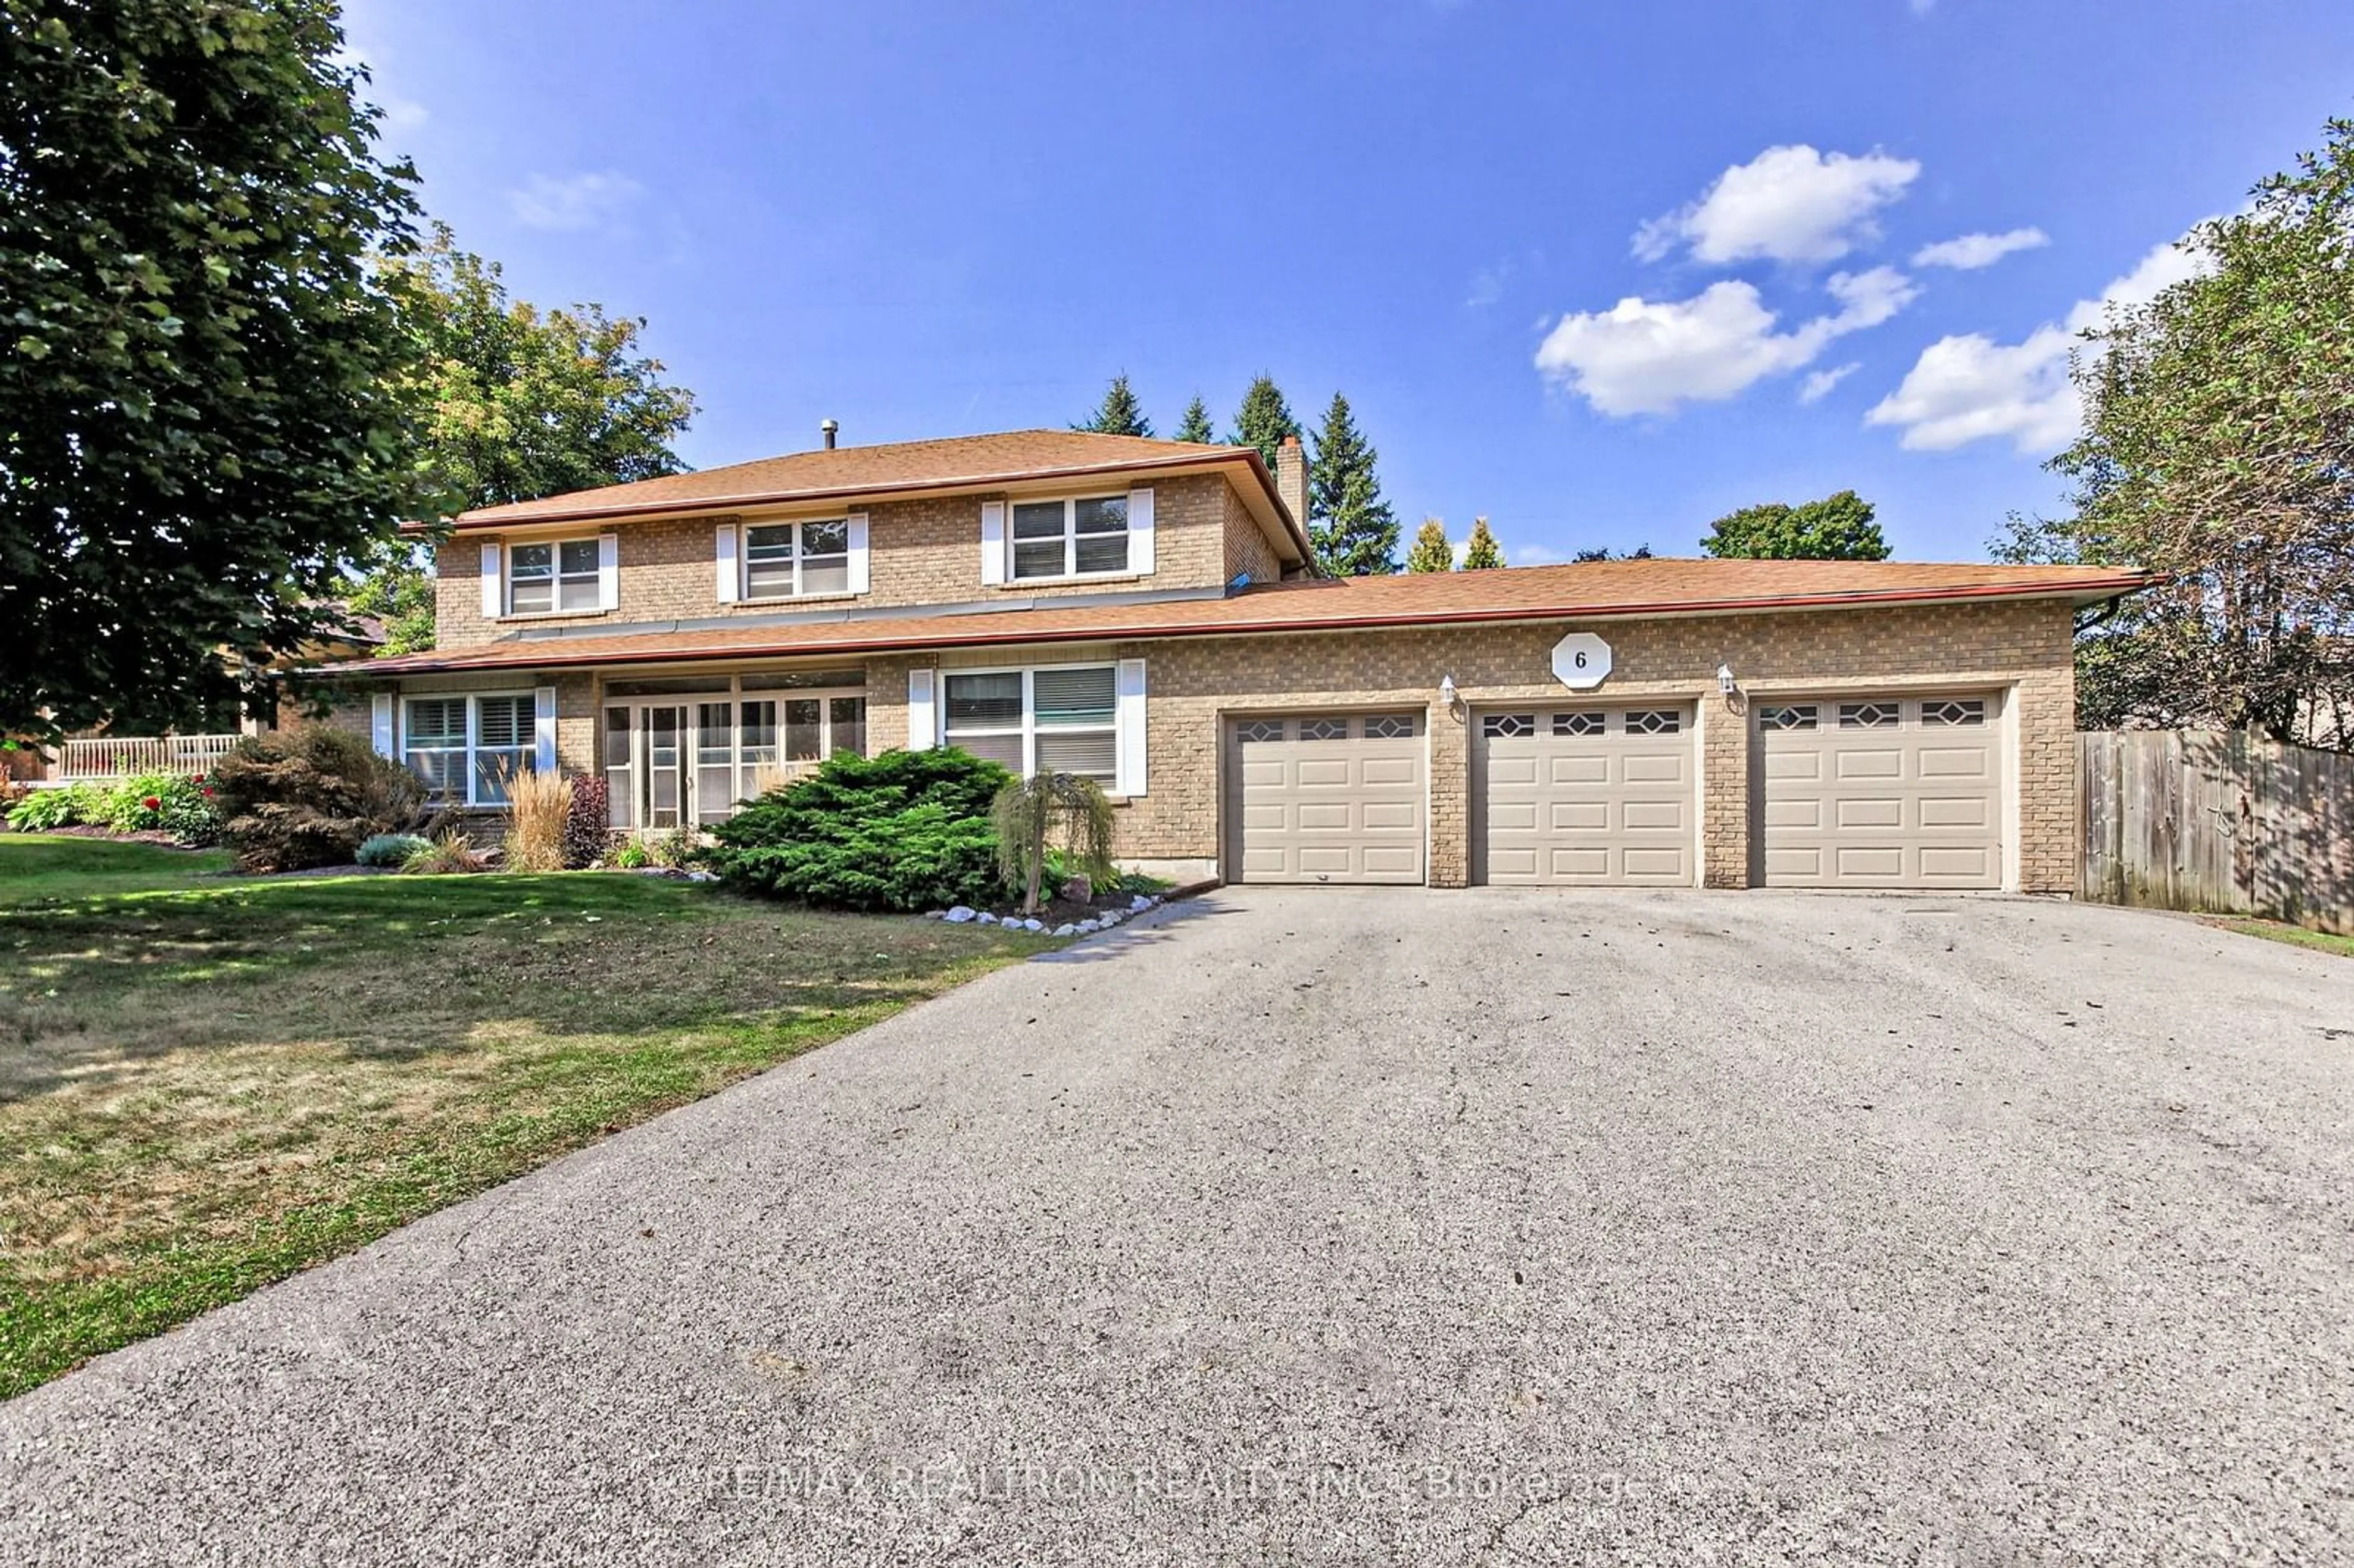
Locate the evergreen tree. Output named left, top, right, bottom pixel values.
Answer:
left=1461, top=517, right=1505, bottom=570
left=1306, top=392, right=1399, bottom=576
left=1173, top=394, right=1216, bottom=444
left=1320, top=471, right=1401, bottom=576
left=1075, top=373, right=1152, bottom=437
left=1227, top=374, right=1300, bottom=471
left=1405, top=519, right=1455, bottom=573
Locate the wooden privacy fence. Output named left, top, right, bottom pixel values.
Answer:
left=2078, top=729, right=2354, bottom=932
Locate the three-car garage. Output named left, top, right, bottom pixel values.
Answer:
left=1224, top=690, right=2009, bottom=891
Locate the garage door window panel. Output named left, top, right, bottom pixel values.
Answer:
left=1760, top=704, right=1819, bottom=731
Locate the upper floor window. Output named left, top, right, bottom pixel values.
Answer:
left=1011, top=495, right=1129, bottom=580
left=508, top=539, right=600, bottom=615
left=744, top=519, right=851, bottom=599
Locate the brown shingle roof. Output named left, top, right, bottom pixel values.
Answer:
left=324, top=558, right=2147, bottom=677
left=452, top=428, right=1280, bottom=527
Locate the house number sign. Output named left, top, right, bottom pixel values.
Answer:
left=1551, top=632, right=1612, bottom=691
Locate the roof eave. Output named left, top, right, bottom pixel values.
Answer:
left=421, top=447, right=1314, bottom=568
left=308, top=573, right=2149, bottom=681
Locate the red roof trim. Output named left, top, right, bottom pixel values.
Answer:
left=321, top=574, right=2147, bottom=679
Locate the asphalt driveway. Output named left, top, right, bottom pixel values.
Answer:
left=4, top=888, right=2351, bottom=1565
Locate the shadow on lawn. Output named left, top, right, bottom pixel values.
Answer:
left=0, top=872, right=1038, bottom=1104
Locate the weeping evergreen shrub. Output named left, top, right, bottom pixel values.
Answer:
left=701, top=747, right=1012, bottom=911
left=991, top=772, right=1115, bottom=915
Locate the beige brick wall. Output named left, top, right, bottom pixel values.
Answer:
left=385, top=596, right=2076, bottom=889
left=844, top=597, right=2079, bottom=894
left=433, top=472, right=1272, bottom=650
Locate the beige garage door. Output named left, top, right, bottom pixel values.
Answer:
left=1758, top=694, right=2004, bottom=888
left=1474, top=706, right=1697, bottom=885
left=1230, top=713, right=1425, bottom=885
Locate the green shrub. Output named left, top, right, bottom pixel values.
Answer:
left=6, top=783, right=97, bottom=832
left=356, top=832, right=431, bottom=868
left=211, top=728, right=427, bottom=873
left=402, top=831, right=482, bottom=875
left=91, top=772, right=223, bottom=845
left=703, top=746, right=1013, bottom=911
left=611, top=838, right=652, bottom=870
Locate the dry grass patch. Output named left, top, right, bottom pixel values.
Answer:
left=0, top=836, right=1047, bottom=1397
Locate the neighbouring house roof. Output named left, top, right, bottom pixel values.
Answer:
left=320, top=558, right=2149, bottom=679
left=426, top=429, right=1312, bottom=565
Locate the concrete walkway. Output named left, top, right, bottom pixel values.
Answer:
left=4, top=888, right=2350, bottom=1564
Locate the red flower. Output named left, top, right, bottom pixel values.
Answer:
left=202, top=786, right=214, bottom=797
left=141, top=795, right=162, bottom=812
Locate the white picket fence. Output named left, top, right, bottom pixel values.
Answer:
left=53, top=733, right=242, bottom=781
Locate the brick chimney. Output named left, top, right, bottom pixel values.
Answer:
left=1274, top=435, right=1309, bottom=534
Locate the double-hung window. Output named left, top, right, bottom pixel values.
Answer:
left=1010, top=495, right=1128, bottom=580
left=403, top=698, right=468, bottom=802
left=744, top=519, right=851, bottom=599
left=403, top=693, right=537, bottom=806
left=508, top=539, right=601, bottom=614
left=942, top=665, right=1118, bottom=785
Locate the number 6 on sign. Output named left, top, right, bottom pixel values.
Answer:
left=1551, top=632, right=1612, bottom=690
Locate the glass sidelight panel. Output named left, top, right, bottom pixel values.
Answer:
left=696, top=702, right=736, bottom=820
left=604, top=707, right=636, bottom=828
left=739, top=700, right=779, bottom=800
left=829, top=696, right=867, bottom=758
left=646, top=706, right=684, bottom=828
left=784, top=698, right=823, bottom=763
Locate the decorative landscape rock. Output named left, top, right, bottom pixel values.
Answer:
left=1051, top=924, right=1077, bottom=937
left=1059, top=873, right=1093, bottom=905
left=1130, top=893, right=1154, bottom=911
left=977, top=911, right=999, bottom=925
left=1023, top=918, right=1044, bottom=932
left=944, top=906, right=977, bottom=924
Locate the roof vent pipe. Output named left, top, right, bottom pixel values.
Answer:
left=820, top=419, right=839, bottom=450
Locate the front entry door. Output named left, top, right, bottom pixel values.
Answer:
left=642, top=704, right=688, bottom=829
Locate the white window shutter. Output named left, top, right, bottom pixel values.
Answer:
left=479, top=542, right=502, bottom=618
left=1114, top=658, right=1147, bottom=796
left=979, top=501, right=1007, bottom=586
left=370, top=693, right=395, bottom=758
left=847, top=512, right=870, bottom=594
left=907, top=668, right=937, bottom=750
left=715, top=522, right=740, bottom=603
left=533, top=686, right=558, bottom=774
left=597, top=532, right=619, bottom=611
left=1128, top=487, right=1154, bottom=576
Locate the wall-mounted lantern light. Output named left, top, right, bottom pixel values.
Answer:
left=1717, top=663, right=1737, bottom=696
left=1439, top=674, right=1460, bottom=712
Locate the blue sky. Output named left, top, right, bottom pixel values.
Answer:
left=343, top=0, right=2354, bottom=564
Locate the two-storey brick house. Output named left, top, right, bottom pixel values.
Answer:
left=327, top=427, right=2143, bottom=891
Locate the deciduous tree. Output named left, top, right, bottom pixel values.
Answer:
left=1701, top=491, right=1889, bottom=560
left=2022, top=116, right=2354, bottom=745
left=346, top=225, right=699, bottom=654
left=2, top=0, right=429, bottom=742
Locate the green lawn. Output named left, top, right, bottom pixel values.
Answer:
left=2211, top=917, right=2354, bottom=958
left=0, top=834, right=1047, bottom=1398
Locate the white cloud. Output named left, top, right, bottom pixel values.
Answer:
left=1511, top=543, right=1570, bottom=566
left=1634, top=145, right=1921, bottom=266
left=1867, top=231, right=2212, bottom=453
left=1536, top=267, right=1917, bottom=417
left=1799, top=363, right=1861, bottom=404
left=1911, top=227, right=2049, bottom=270
left=507, top=171, right=646, bottom=232
left=1466, top=260, right=1513, bottom=308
